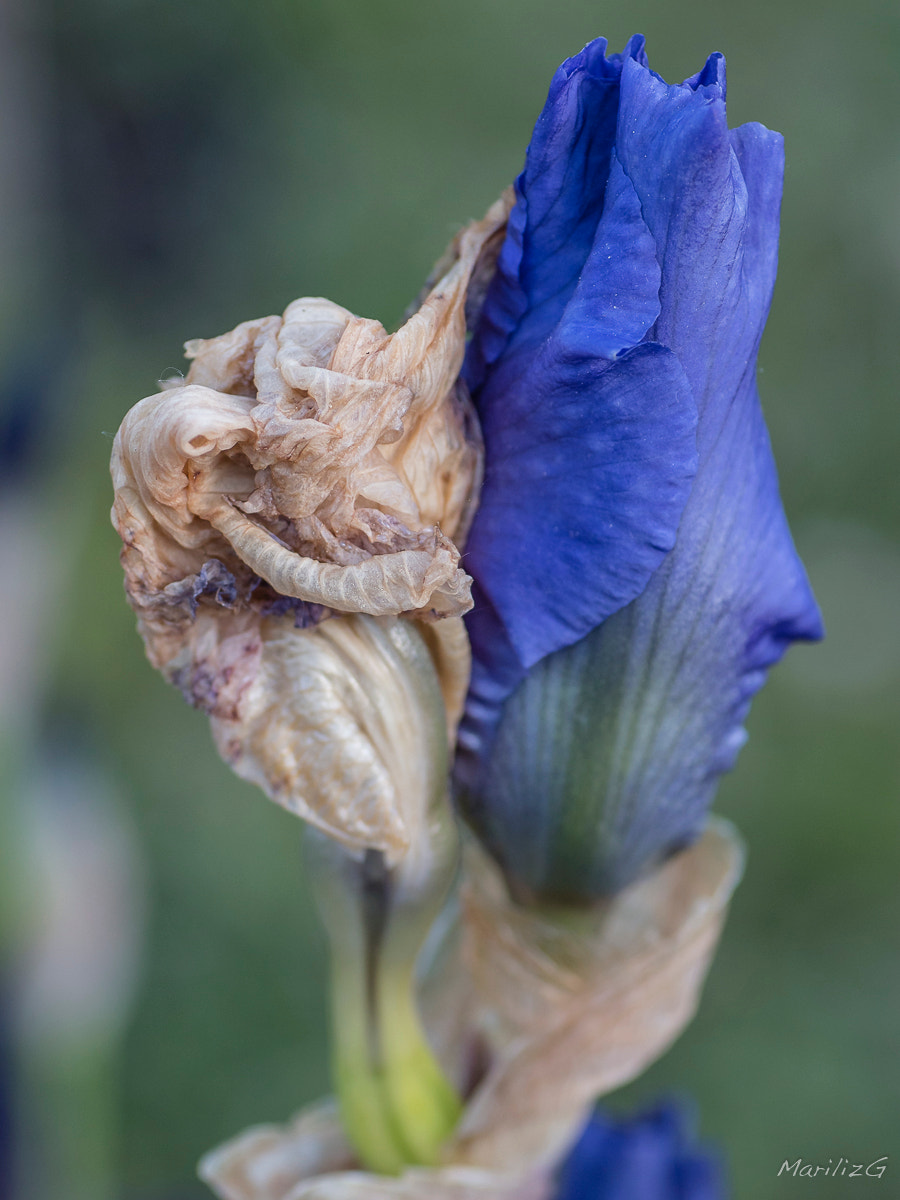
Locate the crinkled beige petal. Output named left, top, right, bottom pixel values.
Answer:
left=194, top=496, right=470, bottom=619
left=110, top=384, right=260, bottom=672
left=111, top=192, right=511, bottom=641
left=198, top=823, right=742, bottom=1198
left=112, top=384, right=256, bottom=568
left=184, top=315, right=283, bottom=396
left=446, top=819, right=744, bottom=1172
left=199, top=1100, right=550, bottom=1200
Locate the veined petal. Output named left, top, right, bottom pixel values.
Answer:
left=475, top=372, right=820, bottom=898
left=614, top=57, right=775, bottom=428
left=556, top=154, right=663, bottom=361
left=458, top=341, right=696, bottom=780
left=467, top=342, right=695, bottom=673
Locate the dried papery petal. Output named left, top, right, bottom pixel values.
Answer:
left=198, top=1101, right=355, bottom=1200
left=112, top=385, right=257, bottom=554
left=210, top=614, right=448, bottom=865
left=111, top=384, right=261, bottom=671
left=111, top=193, right=511, bottom=647
left=199, top=1100, right=550, bottom=1200
left=446, top=819, right=744, bottom=1172
left=418, top=616, right=472, bottom=746
left=184, top=315, right=283, bottom=396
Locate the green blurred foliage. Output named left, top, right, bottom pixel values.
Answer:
left=3, top=0, right=898, bottom=1195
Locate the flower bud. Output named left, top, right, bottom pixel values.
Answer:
left=456, top=36, right=822, bottom=901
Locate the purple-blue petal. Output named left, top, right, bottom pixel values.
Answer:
left=613, top=62, right=786, bottom=446
left=460, top=38, right=699, bottom=776
left=465, top=342, right=696, bottom=675
left=682, top=52, right=727, bottom=94
left=455, top=344, right=697, bottom=792
left=472, top=373, right=820, bottom=897
left=557, top=153, right=662, bottom=360
left=555, top=1104, right=726, bottom=1200
left=466, top=35, right=648, bottom=391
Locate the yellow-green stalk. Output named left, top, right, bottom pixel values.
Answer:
left=305, top=619, right=463, bottom=1174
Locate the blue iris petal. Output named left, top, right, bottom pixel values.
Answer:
left=555, top=1104, right=725, bottom=1200
left=459, top=39, right=699, bottom=779
left=466, top=35, right=650, bottom=393
left=615, top=59, right=763, bottom=428
left=457, top=38, right=822, bottom=897
left=456, top=337, right=697, bottom=796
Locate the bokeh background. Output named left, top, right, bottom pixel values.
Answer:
left=1, top=0, right=898, bottom=1196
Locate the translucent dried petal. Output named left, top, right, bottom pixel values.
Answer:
left=447, top=820, right=744, bottom=1171
left=210, top=615, right=447, bottom=864
left=183, top=315, right=283, bottom=396
left=199, top=1100, right=549, bottom=1200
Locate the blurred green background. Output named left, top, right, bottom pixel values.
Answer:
left=1, top=0, right=898, bottom=1196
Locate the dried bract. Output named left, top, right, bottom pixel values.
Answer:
left=447, top=819, right=744, bottom=1172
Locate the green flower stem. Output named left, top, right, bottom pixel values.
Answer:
left=308, top=821, right=462, bottom=1175
left=330, top=901, right=461, bottom=1171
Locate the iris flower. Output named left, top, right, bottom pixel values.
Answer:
left=456, top=34, right=822, bottom=902
left=110, top=31, right=817, bottom=1200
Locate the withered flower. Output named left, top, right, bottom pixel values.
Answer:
left=110, top=195, right=513, bottom=1176
left=111, top=194, right=510, bottom=859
